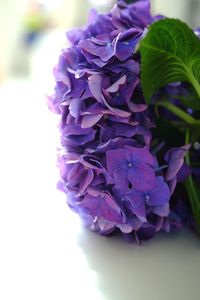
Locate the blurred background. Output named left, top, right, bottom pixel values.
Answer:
left=0, top=2, right=200, bottom=300
left=0, top=0, right=200, bottom=84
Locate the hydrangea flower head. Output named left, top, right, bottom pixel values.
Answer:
left=48, top=0, right=189, bottom=243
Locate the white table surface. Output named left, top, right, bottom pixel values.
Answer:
left=0, top=80, right=200, bottom=300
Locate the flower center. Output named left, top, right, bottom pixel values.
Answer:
left=146, top=195, right=150, bottom=201
left=128, top=162, right=132, bottom=168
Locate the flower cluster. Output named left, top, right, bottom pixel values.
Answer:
left=48, top=0, right=190, bottom=243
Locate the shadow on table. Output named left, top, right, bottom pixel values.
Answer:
left=77, top=227, right=200, bottom=300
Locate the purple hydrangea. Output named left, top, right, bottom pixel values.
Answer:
left=48, top=0, right=190, bottom=244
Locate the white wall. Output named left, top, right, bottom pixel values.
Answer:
left=152, top=0, right=200, bottom=27
left=0, top=0, right=28, bottom=79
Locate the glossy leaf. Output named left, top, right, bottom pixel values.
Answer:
left=140, top=19, right=200, bottom=103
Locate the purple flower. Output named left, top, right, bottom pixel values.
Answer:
left=106, top=145, right=156, bottom=192
left=79, top=28, right=142, bottom=63
left=125, top=176, right=170, bottom=222
left=79, top=191, right=123, bottom=223
left=165, top=144, right=191, bottom=181
left=88, top=73, right=139, bottom=118
left=112, top=0, right=153, bottom=30
left=100, top=121, right=151, bottom=145
left=59, top=159, right=94, bottom=195
left=61, top=124, right=96, bottom=147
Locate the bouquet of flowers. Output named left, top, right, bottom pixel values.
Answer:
left=48, top=0, right=200, bottom=244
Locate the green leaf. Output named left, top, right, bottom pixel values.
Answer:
left=140, top=19, right=200, bottom=103
left=186, top=176, right=200, bottom=233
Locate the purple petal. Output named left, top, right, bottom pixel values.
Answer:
left=117, top=224, right=133, bottom=233
left=126, top=189, right=144, bottom=208
left=130, top=217, right=143, bottom=230
left=81, top=113, right=103, bottom=128
left=127, top=164, right=156, bottom=192
left=177, top=163, right=191, bottom=182
left=165, top=144, right=190, bottom=181
left=126, top=195, right=146, bottom=222
left=100, top=123, right=140, bottom=142
left=62, top=125, right=96, bottom=145
left=147, top=176, right=170, bottom=206
left=128, top=102, right=147, bottom=113
left=121, top=0, right=152, bottom=29
left=106, top=148, right=130, bottom=175
left=97, top=218, right=115, bottom=233
left=79, top=169, right=94, bottom=194
left=132, top=203, right=147, bottom=223
left=67, top=28, right=85, bottom=45
left=88, top=74, right=103, bottom=102
left=79, top=39, right=114, bottom=62
left=69, top=98, right=83, bottom=119
left=63, top=163, right=82, bottom=187
left=69, top=77, right=86, bottom=98
left=104, top=193, right=122, bottom=214
left=102, top=92, right=131, bottom=117
left=125, top=145, right=156, bottom=167
left=153, top=203, right=170, bottom=217
left=113, top=168, right=129, bottom=192
left=120, top=78, right=139, bottom=103
left=106, top=75, right=127, bottom=93
left=80, top=194, right=122, bottom=222
left=115, top=29, right=142, bottom=61
left=168, top=176, right=177, bottom=195
left=79, top=155, right=104, bottom=170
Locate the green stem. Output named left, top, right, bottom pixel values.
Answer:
left=185, top=128, right=200, bottom=233
left=186, top=176, right=200, bottom=233
left=156, top=101, right=200, bottom=127
left=188, top=72, right=200, bottom=99
left=185, top=126, right=190, bottom=171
